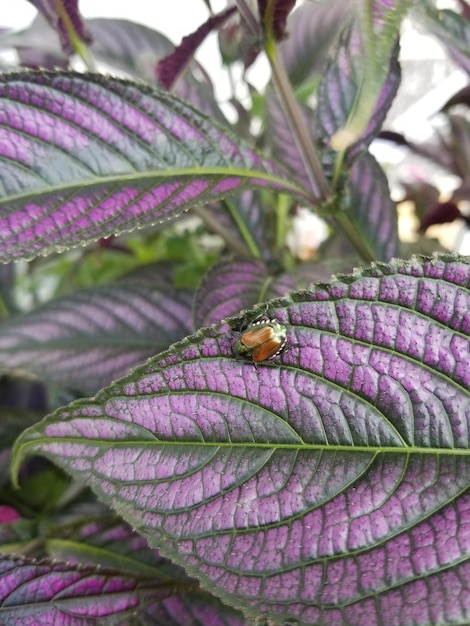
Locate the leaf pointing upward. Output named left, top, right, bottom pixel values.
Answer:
left=0, top=71, right=310, bottom=263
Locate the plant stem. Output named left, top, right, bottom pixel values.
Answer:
left=267, top=48, right=330, bottom=202
left=192, top=205, right=255, bottom=259
left=234, top=0, right=260, bottom=37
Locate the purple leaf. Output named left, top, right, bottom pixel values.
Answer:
left=141, top=593, right=248, bottom=626
left=0, top=283, right=193, bottom=394
left=193, top=260, right=298, bottom=328
left=379, top=129, right=457, bottom=174
left=0, top=16, right=226, bottom=121
left=87, top=19, right=229, bottom=123
left=0, top=553, right=180, bottom=625
left=345, top=152, right=398, bottom=260
left=25, top=0, right=91, bottom=56
left=257, top=0, right=297, bottom=41
left=419, top=201, right=463, bottom=233
left=266, top=93, right=318, bottom=191
left=0, top=71, right=310, bottom=263
left=38, top=517, right=248, bottom=625
left=48, top=518, right=189, bottom=576
left=13, top=254, right=470, bottom=624
left=156, top=7, right=237, bottom=90
left=87, top=18, right=174, bottom=82
left=317, top=20, right=401, bottom=154
left=442, top=84, right=470, bottom=111
left=279, top=0, right=353, bottom=86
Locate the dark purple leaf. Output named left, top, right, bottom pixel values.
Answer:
left=442, top=84, right=470, bottom=111
left=378, top=128, right=457, bottom=174
left=257, top=0, right=297, bottom=41
left=419, top=201, right=463, bottom=233
left=345, top=152, right=398, bottom=261
left=193, top=260, right=298, bottom=328
left=25, top=0, right=91, bottom=55
left=0, top=71, right=310, bottom=263
left=279, top=0, right=353, bottom=86
left=13, top=254, right=470, bottom=624
left=400, top=180, right=441, bottom=222
left=0, top=283, right=193, bottom=394
left=0, top=376, right=48, bottom=414
left=0, top=553, right=179, bottom=625
left=156, top=7, right=237, bottom=90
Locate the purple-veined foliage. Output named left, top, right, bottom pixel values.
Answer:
left=0, top=552, right=188, bottom=625
left=279, top=0, right=353, bottom=86
left=266, top=92, right=318, bottom=193
left=0, top=283, right=193, bottom=394
left=316, top=22, right=401, bottom=156
left=0, top=71, right=310, bottom=263
left=265, top=1, right=352, bottom=192
left=193, top=259, right=299, bottom=328
left=13, top=255, right=470, bottom=625
left=0, top=515, right=248, bottom=624
left=345, top=152, right=398, bottom=260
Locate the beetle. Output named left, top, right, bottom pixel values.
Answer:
left=234, top=317, right=287, bottom=363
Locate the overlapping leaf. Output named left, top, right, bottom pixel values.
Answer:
left=0, top=553, right=183, bottom=625
left=0, top=283, right=193, bottom=394
left=25, top=0, right=91, bottom=55
left=317, top=21, right=401, bottom=155
left=0, top=517, right=247, bottom=625
left=344, top=152, right=398, bottom=261
left=13, top=254, right=470, bottom=625
left=279, top=0, right=352, bottom=87
left=193, top=259, right=299, bottom=328
left=0, top=71, right=310, bottom=263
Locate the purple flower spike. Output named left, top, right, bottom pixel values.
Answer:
left=12, top=254, right=470, bottom=624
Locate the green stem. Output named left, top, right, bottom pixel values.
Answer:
left=192, top=204, right=256, bottom=259
left=53, top=0, right=96, bottom=71
left=335, top=211, right=375, bottom=263
left=268, top=47, right=330, bottom=202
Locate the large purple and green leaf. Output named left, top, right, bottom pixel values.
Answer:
left=0, top=282, right=193, bottom=394
left=0, top=71, right=310, bottom=263
left=12, top=255, right=470, bottom=625
left=0, top=515, right=247, bottom=624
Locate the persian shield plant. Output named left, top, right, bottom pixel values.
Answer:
left=0, top=1, right=469, bottom=625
